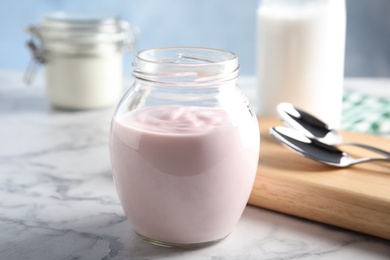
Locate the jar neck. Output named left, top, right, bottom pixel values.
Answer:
left=132, top=47, right=239, bottom=86
left=129, top=77, right=238, bottom=111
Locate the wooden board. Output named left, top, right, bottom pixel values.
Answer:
left=248, top=117, right=390, bottom=240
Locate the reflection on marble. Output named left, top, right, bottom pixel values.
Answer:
left=0, top=71, right=389, bottom=260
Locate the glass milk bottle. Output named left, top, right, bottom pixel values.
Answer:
left=257, top=0, right=346, bottom=128
left=109, top=47, right=260, bottom=247
left=26, top=12, right=138, bottom=110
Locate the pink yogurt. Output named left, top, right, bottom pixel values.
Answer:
left=110, top=105, right=259, bottom=245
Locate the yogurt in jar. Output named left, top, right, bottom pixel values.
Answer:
left=110, top=105, right=259, bottom=245
left=26, top=12, right=137, bottom=110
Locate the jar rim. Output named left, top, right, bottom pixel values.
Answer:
left=133, top=47, right=239, bottom=85
left=136, top=46, right=237, bottom=66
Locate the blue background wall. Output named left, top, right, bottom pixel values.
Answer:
left=0, top=0, right=389, bottom=77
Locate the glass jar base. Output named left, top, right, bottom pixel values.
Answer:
left=136, top=232, right=229, bottom=248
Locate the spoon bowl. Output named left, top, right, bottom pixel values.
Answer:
left=277, top=102, right=390, bottom=157
left=270, top=126, right=390, bottom=167
left=276, top=102, right=342, bottom=145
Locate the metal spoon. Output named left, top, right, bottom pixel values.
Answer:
left=276, top=102, right=390, bottom=157
left=270, top=126, right=390, bottom=167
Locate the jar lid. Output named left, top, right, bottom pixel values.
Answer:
left=36, top=12, right=131, bottom=43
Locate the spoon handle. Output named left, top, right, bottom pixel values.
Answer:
left=353, top=157, right=390, bottom=165
left=343, top=142, right=390, bottom=158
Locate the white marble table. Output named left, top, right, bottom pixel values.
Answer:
left=1, top=71, right=389, bottom=260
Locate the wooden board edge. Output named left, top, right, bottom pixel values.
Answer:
left=248, top=173, right=390, bottom=240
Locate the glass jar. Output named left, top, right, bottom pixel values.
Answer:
left=257, top=0, right=346, bottom=128
left=26, top=12, right=138, bottom=110
left=109, top=47, right=260, bottom=247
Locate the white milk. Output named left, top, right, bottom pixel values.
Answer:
left=257, top=0, right=346, bottom=128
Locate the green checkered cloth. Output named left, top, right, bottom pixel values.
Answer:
left=341, top=90, right=390, bottom=137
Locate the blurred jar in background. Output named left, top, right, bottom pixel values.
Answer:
left=25, top=12, right=138, bottom=110
left=257, top=0, right=346, bottom=128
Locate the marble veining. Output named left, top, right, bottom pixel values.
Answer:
left=0, top=71, right=389, bottom=260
